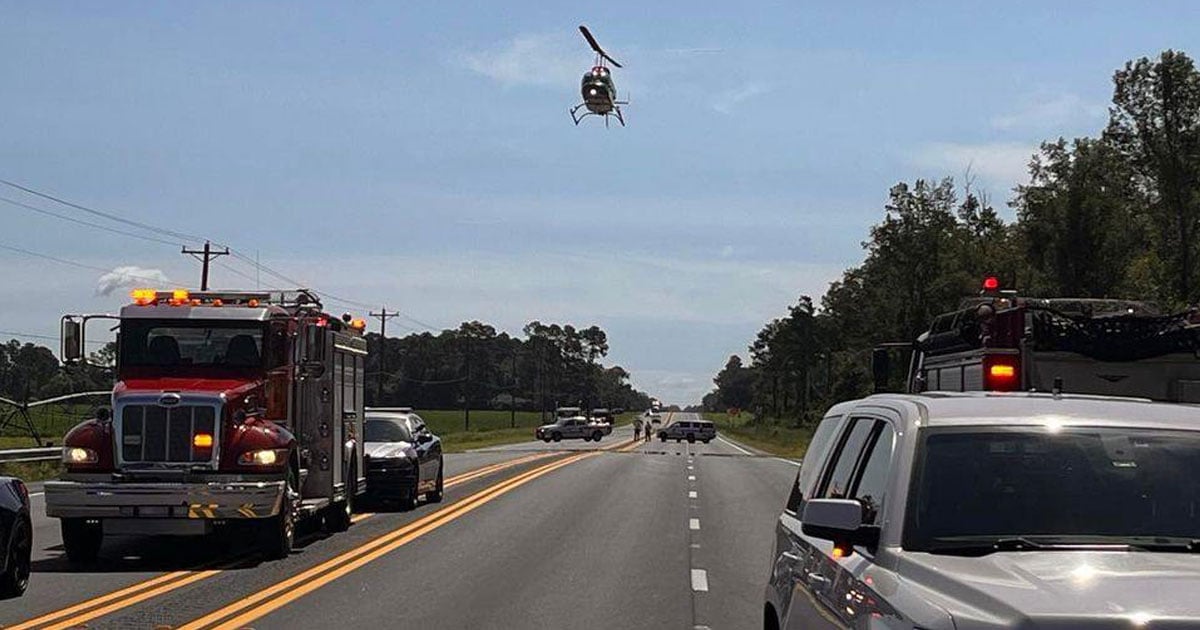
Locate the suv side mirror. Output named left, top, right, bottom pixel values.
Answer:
left=801, top=498, right=880, bottom=550
left=416, top=432, right=432, bottom=444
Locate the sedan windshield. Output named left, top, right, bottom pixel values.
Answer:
left=905, top=426, right=1200, bottom=550
left=364, top=418, right=412, bottom=443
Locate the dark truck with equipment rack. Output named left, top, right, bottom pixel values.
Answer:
left=874, top=277, right=1200, bottom=401
left=46, top=289, right=368, bottom=561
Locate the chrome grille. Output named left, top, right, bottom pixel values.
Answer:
left=120, top=403, right=217, bottom=464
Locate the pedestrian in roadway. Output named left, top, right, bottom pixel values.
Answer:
left=633, top=417, right=643, bottom=441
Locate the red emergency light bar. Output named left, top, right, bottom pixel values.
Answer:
left=982, top=276, right=1000, bottom=291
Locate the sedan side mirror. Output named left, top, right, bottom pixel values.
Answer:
left=801, top=498, right=880, bottom=551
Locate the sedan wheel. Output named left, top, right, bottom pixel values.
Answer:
left=426, top=461, right=444, bottom=503
left=0, top=518, right=30, bottom=597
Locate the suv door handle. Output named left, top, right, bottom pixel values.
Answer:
left=806, top=572, right=829, bottom=585
left=780, top=551, right=802, bottom=564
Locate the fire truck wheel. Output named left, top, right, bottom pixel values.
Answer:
left=61, top=518, right=102, bottom=563
left=326, top=460, right=356, bottom=533
left=261, top=468, right=297, bottom=560
left=425, top=462, right=444, bottom=503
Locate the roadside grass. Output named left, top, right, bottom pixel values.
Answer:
left=0, top=459, right=62, bottom=483
left=703, top=412, right=813, bottom=460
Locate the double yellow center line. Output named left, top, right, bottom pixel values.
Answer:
left=180, top=451, right=597, bottom=630
left=11, top=450, right=564, bottom=630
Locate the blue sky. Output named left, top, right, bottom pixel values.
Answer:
left=2, top=2, right=1198, bottom=403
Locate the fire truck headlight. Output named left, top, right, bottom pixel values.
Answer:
left=238, top=448, right=286, bottom=467
left=63, top=447, right=98, bottom=464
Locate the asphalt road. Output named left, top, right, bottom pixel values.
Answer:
left=1, top=413, right=800, bottom=629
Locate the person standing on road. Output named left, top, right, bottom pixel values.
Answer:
left=644, top=422, right=652, bottom=442
left=633, top=416, right=643, bottom=441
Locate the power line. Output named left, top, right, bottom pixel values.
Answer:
left=0, top=241, right=181, bottom=286
left=0, top=329, right=107, bottom=346
left=0, top=195, right=183, bottom=247
left=0, top=177, right=440, bottom=328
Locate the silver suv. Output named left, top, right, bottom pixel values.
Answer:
left=765, top=392, right=1200, bottom=629
left=657, top=420, right=716, bottom=443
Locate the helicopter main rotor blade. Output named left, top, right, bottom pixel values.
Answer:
left=579, top=25, right=623, bottom=68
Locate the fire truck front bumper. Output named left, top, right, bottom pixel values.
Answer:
left=44, top=479, right=286, bottom=522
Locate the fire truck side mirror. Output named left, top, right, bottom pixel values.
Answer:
left=62, top=317, right=83, bottom=364
left=871, top=348, right=890, bottom=393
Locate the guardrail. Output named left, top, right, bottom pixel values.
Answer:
left=0, top=447, right=59, bottom=464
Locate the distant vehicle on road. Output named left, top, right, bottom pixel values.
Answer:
left=657, top=420, right=714, bottom=443
left=644, top=409, right=662, bottom=424
left=536, top=415, right=611, bottom=442
left=766, top=392, right=1200, bottom=629
left=588, top=408, right=615, bottom=424
left=0, top=476, right=30, bottom=598
left=363, top=410, right=444, bottom=510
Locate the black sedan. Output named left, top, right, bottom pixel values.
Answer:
left=0, top=476, right=31, bottom=598
left=363, top=411, right=444, bottom=510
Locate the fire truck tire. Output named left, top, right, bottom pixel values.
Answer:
left=326, top=460, right=356, bottom=533
left=261, top=467, right=298, bottom=559
left=551, top=432, right=562, bottom=442
left=61, top=518, right=102, bottom=563
left=425, top=462, right=444, bottom=503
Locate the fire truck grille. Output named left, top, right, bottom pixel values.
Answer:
left=120, top=404, right=217, bottom=464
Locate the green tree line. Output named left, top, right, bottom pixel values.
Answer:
left=704, top=49, right=1200, bottom=423
left=365, top=320, right=652, bottom=413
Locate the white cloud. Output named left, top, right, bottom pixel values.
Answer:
left=990, top=93, right=1106, bottom=132
left=712, top=82, right=770, bottom=114
left=719, top=245, right=734, bottom=259
left=457, top=33, right=581, bottom=88
left=95, top=265, right=170, bottom=296
left=909, top=142, right=1039, bottom=193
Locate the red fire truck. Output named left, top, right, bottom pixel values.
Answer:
left=46, top=289, right=367, bottom=561
left=874, top=277, right=1200, bottom=402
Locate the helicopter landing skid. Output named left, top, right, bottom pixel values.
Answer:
left=570, top=103, right=625, bottom=127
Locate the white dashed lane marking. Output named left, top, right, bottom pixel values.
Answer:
left=689, top=518, right=700, bottom=530
left=688, top=490, right=697, bottom=499
left=687, top=475, right=696, bottom=481
left=691, top=569, right=709, bottom=592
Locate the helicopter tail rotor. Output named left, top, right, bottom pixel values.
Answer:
left=579, top=25, right=622, bottom=68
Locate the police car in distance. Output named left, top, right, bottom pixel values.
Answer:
left=765, top=391, right=1200, bottom=629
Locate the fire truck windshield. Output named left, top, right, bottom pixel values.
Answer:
left=119, top=320, right=266, bottom=369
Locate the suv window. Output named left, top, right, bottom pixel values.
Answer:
left=851, top=424, right=895, bottom=526
left=785, top=415, right=843, bottom=513
left=821, top=418, right=876, bottom=499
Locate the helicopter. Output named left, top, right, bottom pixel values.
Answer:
left=570, top=25, right=628, bottom=127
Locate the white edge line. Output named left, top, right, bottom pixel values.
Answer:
left=29, top=492, right=44, bottom=497
left=773, top=457, right=802, bottom=467
left=691, top=568, right=709, bottom=592
left=717, top=435, right=754, bottom=456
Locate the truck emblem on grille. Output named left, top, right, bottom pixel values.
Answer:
left=159, top=392, right=182, bottom=406
left=1097, top=374, right=1129, bottom=383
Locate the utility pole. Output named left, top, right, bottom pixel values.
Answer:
left=181, top=241, right=229, bottom=291
left=369, top=308, right=400, bottom=404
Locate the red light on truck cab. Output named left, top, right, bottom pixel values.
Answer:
left=982, top=276, right=1000, bottom=291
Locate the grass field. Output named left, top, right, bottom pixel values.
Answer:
left=703, top=412, right=813, bottom=459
